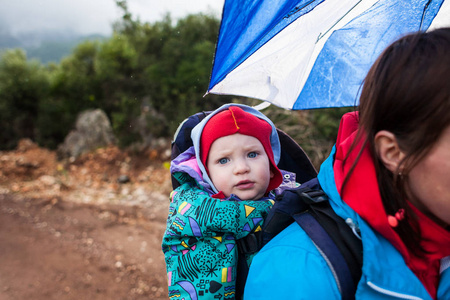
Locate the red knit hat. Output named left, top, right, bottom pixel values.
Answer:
left=200, top=106, right=282, bottom=194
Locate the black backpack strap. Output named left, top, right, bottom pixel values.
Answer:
left=293, top=188, right=362, bottom=300
left=293, top=213, right=356, bottom=299
left=261, top=178, right=321, bottom=246
left=237, top=231, right=263, bottom=254
left=235, top=230, right=263, bottom=298
left=235, top=249, right=248, bottom=299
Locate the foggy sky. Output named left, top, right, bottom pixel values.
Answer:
left=0, top=0, right=224, bottom=36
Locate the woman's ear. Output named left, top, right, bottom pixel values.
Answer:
left=374, top=130, right=405, bottom=173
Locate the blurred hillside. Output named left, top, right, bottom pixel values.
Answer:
left=0, top=30, right=107, bottom=64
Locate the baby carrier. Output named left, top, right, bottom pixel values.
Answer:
left=170, top=109, right=363, bottom=299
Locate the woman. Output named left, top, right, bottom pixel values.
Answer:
left=244, top=28, right=450, bottom=299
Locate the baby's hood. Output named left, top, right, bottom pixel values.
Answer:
left=190, top=103, right=281, bottom=194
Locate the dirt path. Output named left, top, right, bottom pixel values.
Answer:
left=0, top=140, right=171, bottom=300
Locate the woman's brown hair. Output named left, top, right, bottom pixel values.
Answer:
left=343, top=27, right=450, bottom=255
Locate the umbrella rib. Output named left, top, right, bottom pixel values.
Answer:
left=419, top=0, right=433, bottom=30
left=284, top=0, right=320, bottom=19
left=316, top=0, right=363, bottom=43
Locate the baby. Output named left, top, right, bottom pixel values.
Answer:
left=162, top=104, right=296, bottom=299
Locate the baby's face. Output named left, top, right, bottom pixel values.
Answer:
left=206, top=133, right=274, bottom=200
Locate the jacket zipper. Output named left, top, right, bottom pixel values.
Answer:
left=345, top=217, right=361, bottom=240
left=367, top=281, right=424, bottom=300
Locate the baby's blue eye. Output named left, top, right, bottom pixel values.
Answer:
left=248, top=152, right=258, bottom=158
left=219, top=158, right=229, bottom=164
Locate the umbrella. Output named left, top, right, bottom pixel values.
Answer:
left=206, top=0, right=450, bottom=110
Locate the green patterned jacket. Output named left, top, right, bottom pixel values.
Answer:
left=162, top=146, right=296, bottom=299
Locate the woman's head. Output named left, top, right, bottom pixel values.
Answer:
left=358, top=28, right=450, bottom=230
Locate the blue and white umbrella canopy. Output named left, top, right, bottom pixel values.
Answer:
left=207, top=0, right=450, bottom=110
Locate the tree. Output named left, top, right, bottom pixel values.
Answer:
left=36, top=41, right=102, bottom=148
left=0, top=49, right=50, bottom=149
left=136, top=14, right=230, bottom=134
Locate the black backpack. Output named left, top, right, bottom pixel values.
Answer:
left=170, top=110, right=362, bottom=299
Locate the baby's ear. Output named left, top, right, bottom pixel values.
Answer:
left=374, top=130, right=405, bottom=173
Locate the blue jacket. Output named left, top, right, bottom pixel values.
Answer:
left=244, top=146, right=450, bottom=299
